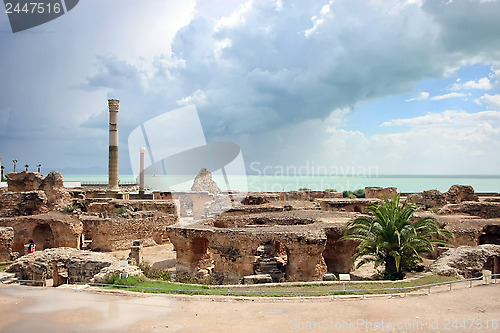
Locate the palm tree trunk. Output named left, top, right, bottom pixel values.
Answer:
left=384, top=255, right=404, bottom=280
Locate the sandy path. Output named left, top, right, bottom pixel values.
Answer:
left=1, top=283, right=499, bottom=333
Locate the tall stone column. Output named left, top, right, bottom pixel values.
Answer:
left=139, top=147, right=146, bottom=194
left=107, top=99, right=120, bottom=191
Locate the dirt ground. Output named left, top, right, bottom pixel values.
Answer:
left=1, top=282, right=499, bottom=332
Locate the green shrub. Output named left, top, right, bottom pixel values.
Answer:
left=62, top=201, right=88, bottom=214
left=104, top=274, right=146, bottom=286
left=343, top=189, right=365, bottom=198
left=324, top=188, right=337, bottom=192
left=139, top=262, right=172, bottom=281
left=113, top=206, right=128, bottom=215
left=298, top=187, right=312, bottom=191
left=174, top=273, right=222, bottom=285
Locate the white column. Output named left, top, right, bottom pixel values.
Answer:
left=139, top=147, right=146, bottom=194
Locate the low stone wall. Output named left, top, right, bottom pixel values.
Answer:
left=0, top=227, right=14, bottom=262
left=82, top=214, right=177, bottom=251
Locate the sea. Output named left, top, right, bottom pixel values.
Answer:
left=62, top=174, right=500, bottom=194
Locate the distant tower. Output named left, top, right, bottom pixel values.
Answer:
left=108, top=99, right=120, bottom=191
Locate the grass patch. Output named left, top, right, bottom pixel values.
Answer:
left=102, top=275, right=220, bottom=295
left=0, top=262, right=11, bottom=272
left=99, top=274, right=459, bottom=297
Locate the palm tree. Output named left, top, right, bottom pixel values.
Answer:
left=342, top=194, right=453, bottom=280
left=24, top=164, right=29, bottom=171
left=12, top=160, right=17, bottom=173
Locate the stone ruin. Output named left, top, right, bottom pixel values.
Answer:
left=365, top=187, right=398, bottom=199
left=167, top=183, right=500, bottom=283
left=2, top=169, right=500, bottom=286
left=0, top=227, right=14, bottom=262
left=6, top=247, right=141, bottom=285
left=167, top=204, right=359, bottom=283
left=190, top=167, right=221, bottom=195
left=429, top=244, right=500, bottom=278
left=408, top=184, right=480, bottom=209
left=0, top=171, right=178, bottom=257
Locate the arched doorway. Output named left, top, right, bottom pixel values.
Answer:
left=32, top=223, right=55, bottom=250
left=253, top=241, right=288, bottom=282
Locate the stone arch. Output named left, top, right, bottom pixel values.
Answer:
left=253, top=240, right=289, bottom=282
left=32, top=223, right=55, bottom=250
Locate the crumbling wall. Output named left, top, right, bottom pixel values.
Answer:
left=0, top=212, right=82, bottom=252
left=317, top=198, right=381, bottom=213
left=365, top=187, right=398, bottom=199
left=445, top=185, right=479, bottom=204
left=0, top=227, right=14, bottom=262
left=439, top=202, right=500, bottom=219
left=6, top=171, right=44, bottom=192
left=167, top=225, right=328, bottom=283
left=322, top=226, right=357, bottom=274
left=82, top=214, right=177, bottom=251
left=407, top=190, right=447, bottom=209
left=6, top=247, right=119, bottom=282
left=430, top=244, right=500, bottom=278
left=40, top=171, right=71, bottom=208
left=0, top=191, right=48, bottom=217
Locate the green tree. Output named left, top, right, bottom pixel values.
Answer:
left=342, top=194, right=453, bottom=280
left=1, top=165, right=4, bottom=181
left=24, top=164, right=29, bottom=171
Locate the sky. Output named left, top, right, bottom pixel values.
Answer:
left=1, top=0, right=500, bottom=177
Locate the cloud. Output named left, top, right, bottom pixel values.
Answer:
left=2, top=0, right=500, bottom=174
left=451, top=77, right=493, bottom=90
left=406, top=91, right=430, bottom=101
left=381, top=110, right=500, bottom=128
left=242, top=109, right=500, bottom=175
left=430, top=92, right=468, bottom=100
left=476, top=93, right=500, bottom=108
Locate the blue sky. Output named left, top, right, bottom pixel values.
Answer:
left=0, top=0, right=500, bottom=177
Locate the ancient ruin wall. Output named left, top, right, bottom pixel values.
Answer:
left=0, top=212, right=82, bottom=252
left=82, top=214, right=177, bottom=251
left=167, top=225, right=328, bottom=283
left=0, top=227, right=14, bottom=262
